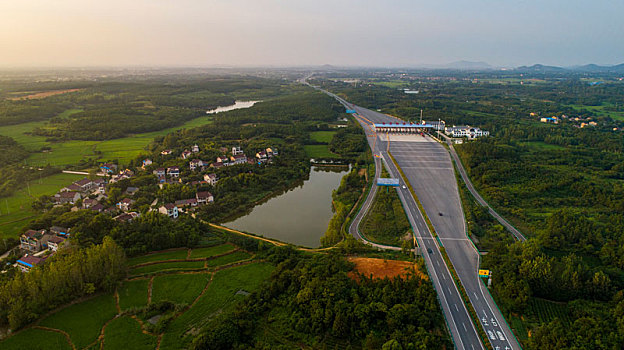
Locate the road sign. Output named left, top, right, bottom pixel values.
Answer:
left=346, top=109, right=356, bottom=114
left=377, top=178, right=400, bottom=187
left=478, top=269, right=490, bottom=277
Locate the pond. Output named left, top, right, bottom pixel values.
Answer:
left=223, top=166, right=349, bottom=248
left=206, top=100, right=259, bottom=114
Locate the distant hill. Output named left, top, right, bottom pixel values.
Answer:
left=570, top=63, right=624, bottom=73
left=515, top=64, right=566, bottom=73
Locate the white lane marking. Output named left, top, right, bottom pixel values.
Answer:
left=462, top=322, right=467, bottom=331
left=436, top=260, right=440, bottom=266
left=473, top=292, right=479, bottom=300
left=497, top=331, right=505, bottom=341
left=454, top=304, right=459, bottom=312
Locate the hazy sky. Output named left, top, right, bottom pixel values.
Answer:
left=1, top=0, right=622, bottom=68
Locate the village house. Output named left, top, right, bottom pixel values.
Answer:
left=117, top=198, right=135, bottom=212
left=540, top=116, right=559, bottom=124
left=230, top=154, right=247, bottom=165
left=175, top=198, right=198, bottom=207
left=153, top=168, right=166, bottom=176
left=47, top=236, right=66, bottom=252
left=90, top=203, right=105, bottom=212
left=74, top=178, right=96, bottom=193
left=100, top=163, right=118, bottom=174
left=142, top=159, right=153, bottom=168
left=181, top=150, right=192, bottom=159
left=93, top=178, right=106, bottom=192
left=256, top=150, right=268, bottom=162
left=189, top=159, right=204, bottom=171
left=167, top=166, right=180, bottom=178
left=232, top=146, right=243, bottom=155
left=54, top=191, right=81, bottom=205
left=216, top=155, right=231, bottom=165
left=20, top=229, right=50, bottom=252
left=125, top=187, right=140, bottom=196
left=196, top=191, right=214, bottom=204
left=16, top=255, right=46, bottom=273
left=82, top=198, right=99, bottom=209
left=114, top=212, right=140, bottom=223
left=161, top=149, right=173, bottom=155
left=159, top=203, right=179, bottom=219
left=60, top=183, right=82, bottom=192
left=110, top=169, right=135, bottom=183
left=266, top=147, right=278, bottom=156
left=210, top=162, right=224, bottom=169
left=50, top=226, right=70, bottom=237
left=204, top=173, right=218, bottom=185
left=444, top=126, right=490, bottom=139
left=190, top=180, right=208, bottom=187
left=192, top=144, right=200, bottom=153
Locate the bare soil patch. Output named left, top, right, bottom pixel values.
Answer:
left=348, top=257, right=427, bottom=281
left=8, top=89, right=82, bottom=100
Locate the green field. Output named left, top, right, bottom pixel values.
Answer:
left=188, top=244, right=236, bottom=259
left=159, top=262, right=274, bottom=350
left=518, top=141, right=566, bottom=151
left=527, top=297, right=571, bottom=325
left=566, top=102, right=624, bottom=121
left=127, top=249, right=189, bottom=266
left=304, top=145, right=339, bottom=159
left=310, top=131, right=336, bottom=143
left=118, top=279, right=150, bottom=311
left=103, top=316, right=157, bottom=350
left=39, top=293, right=117, bottom=349
left=129, top=260, right=206, bottom=277
left=152, top=273, right=210, bottom=305
left=0, top=172, right=85, bottom=239
left=206, top=251, right=251, bottom=267
left=0, top=327, right=72, bottom=350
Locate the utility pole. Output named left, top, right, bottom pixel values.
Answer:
left=420, top=109, right=423, bottom=124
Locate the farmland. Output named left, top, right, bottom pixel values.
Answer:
left=0, top=244, right=272, bottom=350
left=304, top=144, right=339, bottom=158
left=310, top=130, right=336, bottom=143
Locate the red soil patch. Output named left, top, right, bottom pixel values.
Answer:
left=8, top=89, right=82, bottom=100
left=348, top=257, right=427, bottom=281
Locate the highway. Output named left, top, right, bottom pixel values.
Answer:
left=311, top=82, right=520, bottom=350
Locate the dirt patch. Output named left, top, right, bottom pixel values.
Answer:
left=8, top=89, right=82, bottom=100
left=348, top=257, right=427, bottom=281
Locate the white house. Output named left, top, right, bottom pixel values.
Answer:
left=158, top=203, right=179, bottom=219
left=232, top=146, right=243, bottom=155
left=204, top=173, right=218, bottom=185
left=196, top=191, right=214, bottom=204
left=444, top=126, right=489, bottom=139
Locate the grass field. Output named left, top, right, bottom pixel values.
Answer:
left=206, top=251, right=251, bottom=267
left=159, top=262, right=274, bottom=350
left=0, top=172, right=85, bottom=239
left=103, top=316, right=157, bottom=350
left=127, top=249, right=189, bottom=266
left=189, top=244, right=236, bottom=259
left=566, top=102, right=624, bottom=121
left=39, top=293, right=117, bottom=349
left=129, top=261, right=206, bottom=277
left=519, top=141, right=566, bottom=150
left=118, top=279, right=150, bottom=311
left=310, top=131, right=336, bottom=143
left=152, top=273, right=211, bottom=305
left=527, top=297, right=571, bottom=325
left=0, top=327, right=72, bottom=350
left=304, top=145, right=339, bottom=159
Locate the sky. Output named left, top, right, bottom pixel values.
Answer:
left=0, top=0, right=622, bottom=68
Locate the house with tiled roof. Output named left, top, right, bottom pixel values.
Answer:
left=20, top=229, right=50, bottom=252
left=181, top=150, right=192, bottom=159
left=189, top=159, right=204, bottom=171
left=204, top=173, right=218, bottom=186
left=47, top=236, right=66, bottom=252
left=16, top=255, right=46, bottom=273
left=196, top=191, right=214, bottom=204
left=117, top=198, right=135, bottom=212
left=230, top=154, right=247, bottom=165
left=167, top=166, right=180, bottom=178
left=54, top=191, right=81, bottom=204
left=158, top=204, right=179, bottom=219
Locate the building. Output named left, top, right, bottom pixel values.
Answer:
left=255, top=151, right=268, bottom=162
left=374, top=122, right=435, bottom=134
left=82, top=198, right=99, bottom=209
left=181, top=150, right=192, bottom=159
left=167, top=166, right=180, bottom=178
left=216, top=156, right=230, bottom=165
left=266, top=147, right=278, bottom=156
left=47, top=236, right=66, bottom=252
left=100, top=163, right=117, bottom=174
left=20, top=229, right=49, bottom=252
left=210, top=162, right=224, bottom=169
left=159, top=204, right=179, bottom=219
left=204, top=173, right=218, bottom=185
left=230, top=154, right=247, bottom=165
left=153, top=168, right=166, bottom=177
left=192, top=144, right=200, bottom=153
left=125, top=187, right=139, bottom=195
left=444, top=126, right=489, bottom=139
left=175, top=198, right=198, bottom=207
left=232, top=146, right=243, bottom=155
left=142, top=159, right=153, bottom=168
left=114, top=212, right=140, bottom=222
left=160, top=149, right=172, bottom=155
left=423, top=120, right=446, bottom=131
left=54, top=191, right=81, bottom=204
left=50, top=226, right=70, bottom=237
left=16, top=255, right=46, bottom=273
left=117, top=198, right=135, bottom=212
left=540, top=117, right=559, bottom=124
left=189, top=159, right=204, bottom=171
left=196, top=191, right=214, bottom=204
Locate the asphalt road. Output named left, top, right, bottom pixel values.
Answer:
left=311, top=82, right=520, bottom=350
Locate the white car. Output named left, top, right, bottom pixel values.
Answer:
left=402, top=185, right=407, bottom=189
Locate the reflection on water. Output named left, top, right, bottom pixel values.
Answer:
left=224, top=166, right=349, bottom=248
left=206, top=100, right=259, bottom=114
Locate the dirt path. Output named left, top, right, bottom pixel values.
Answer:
left=147, top=276, right=155, bottom=304
left=33, top=326, right=76, bottom=350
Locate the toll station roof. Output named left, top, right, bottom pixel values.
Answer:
left=373, top=123, right=434, bottom=128
left=377, top=178, right=400, bottom=186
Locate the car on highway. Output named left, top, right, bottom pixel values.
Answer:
left=402, top=185, right=407, bottom=189
left=427, top=248, right=433, bottom=254
left=438, top=212, right=443, bottom=216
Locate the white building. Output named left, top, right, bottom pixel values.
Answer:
left=445, top=126, right=489, bottom=139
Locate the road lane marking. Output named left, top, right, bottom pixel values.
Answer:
left=455, top=304, right=459, bottom=312
left=473, top=292, right=479, bottom=300
left=462, top=322, right=467, bottom=331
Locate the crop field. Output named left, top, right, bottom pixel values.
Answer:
left=0, top=172, right=85, bottom=239
left=304, top=144, right=339, bottom=158
left=205, top=250, right=251, bottom=267
left=527, top=297, right=571, bottom=325
left=159, top=262, right=274, bottom=350
left=151, top=273, right=210, bottom=305
left=129, top=260, right=206, bottom=277
left=310, top=131, right=336, bottom=143
left=0, top=327, right=73, bottom=350
left=188, top=243, right=235, bottom=259
left=39, top=293, right=117, bottom=349
left=127, top=249, right=189, bottom=266
left=118, top=279, right=150, bottom=311
left=102, top=316, right=158, bottom=350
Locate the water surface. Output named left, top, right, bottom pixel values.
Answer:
left=224, top=166, right=348, bottom=247
left=206, top=100, right=259, bottom=114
